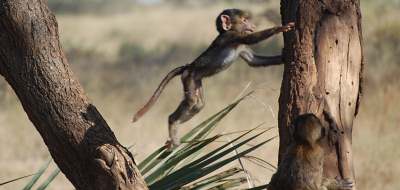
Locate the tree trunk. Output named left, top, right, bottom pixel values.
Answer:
left=0, top=1, right=148, bottom=189
left=278, top=0, right=363, bottom=187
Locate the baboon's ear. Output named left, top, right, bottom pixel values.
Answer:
left=220, top=14, right=232, bottom=31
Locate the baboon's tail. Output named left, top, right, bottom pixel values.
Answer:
left=132, top=65, right=188, bottom=122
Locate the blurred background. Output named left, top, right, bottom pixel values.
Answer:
left=0, top=0, right=399, bottom=189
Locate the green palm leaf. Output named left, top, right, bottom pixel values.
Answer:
left=22, top=159, right=51, bottom=190
left=36, top=168, right=60, bottom=190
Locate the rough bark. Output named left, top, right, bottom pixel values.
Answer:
left=0, top=1, right=148, bottom=189
left=278, top=0, right=363, bottom=187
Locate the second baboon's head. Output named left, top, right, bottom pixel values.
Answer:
left=292, top=113, right=326, bottom=146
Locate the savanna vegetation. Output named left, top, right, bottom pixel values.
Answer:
left=0, top=0, right=399, bottom=189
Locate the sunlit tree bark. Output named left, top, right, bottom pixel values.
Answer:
left=278, top=0, right=363, bottom=188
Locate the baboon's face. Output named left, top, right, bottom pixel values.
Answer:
left=231, top=14, right=256, bottom=34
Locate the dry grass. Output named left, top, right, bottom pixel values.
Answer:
left=1, top=1, right=399, bottom=189
left=58, top=3, right=272, bottom=60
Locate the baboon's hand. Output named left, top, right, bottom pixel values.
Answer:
left=280, top=22, right=295, bottom=32
left=338, top=179, right=354, bottom=190
left=323, top=110, right=340, bottom=146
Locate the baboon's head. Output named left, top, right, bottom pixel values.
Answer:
left=216, top=9, right=255, bottom=34
left=292, top=113, right=326, bottom=146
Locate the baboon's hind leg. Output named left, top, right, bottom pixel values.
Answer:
left=167, top=71, right=204, bottom=148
